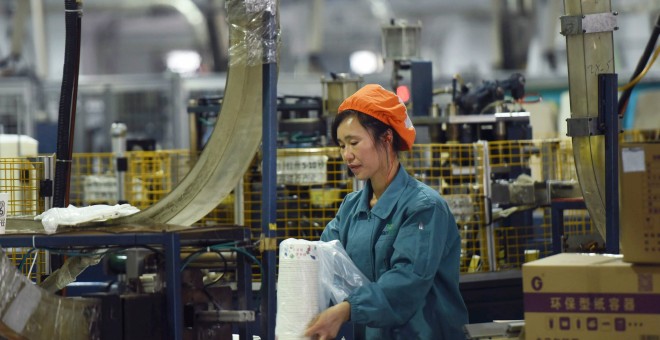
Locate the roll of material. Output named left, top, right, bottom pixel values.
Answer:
left=276, top=239, right=321, bottom=340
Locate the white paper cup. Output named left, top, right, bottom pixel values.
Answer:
left=0, top=192, right=8, bottom=234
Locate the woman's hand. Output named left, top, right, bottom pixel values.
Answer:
left=304, top=301, right=351, bottom=340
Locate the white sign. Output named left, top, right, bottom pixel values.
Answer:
left=622, top=147, right=645, bottom=173
left=277, top=155, right=329, bottom=185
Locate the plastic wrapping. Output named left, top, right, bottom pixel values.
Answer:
left=34, top=204, right=139, bottom=234
left=316, top=240, right=369, bottom=305
left=39, top=250, right=105, bottom=294
left=275, top=238, right=368, bottom=340
left=226, top=0, right=280, bottom=66
left=0, top=248, right=99, bottom=340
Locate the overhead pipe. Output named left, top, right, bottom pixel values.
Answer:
left=44, top=0, right=210, bottom=60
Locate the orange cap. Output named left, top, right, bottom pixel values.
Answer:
left=338, top=84, right=416, bottom=151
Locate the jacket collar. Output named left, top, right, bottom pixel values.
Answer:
left=356, top=165, right=410, bottom=219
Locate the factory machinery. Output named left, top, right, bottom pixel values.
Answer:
left=1, top=0, right=279, bottom=338
left=2, top=6, right=592, bottom=339
left=0, top=0, right=653, bottom=339
left=0, top=224, right=259, bottom=340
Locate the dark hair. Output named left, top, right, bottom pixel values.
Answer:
left=331, top=110, right=403, bottom=151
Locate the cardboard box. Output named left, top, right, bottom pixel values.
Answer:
left=620, top=142, right=660, bottom=264
left=523, top=253, right=660, bottom=340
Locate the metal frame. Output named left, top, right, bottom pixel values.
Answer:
left=0, top=226, right=256, bottom=340
left=560, top=74, right=620, bottom=254
left=261, top=53, right=278, bottom=340
left=551, top=198, right=587, bottom=254
left=0, top=232, right=184, bottom=339
left=600, top=73, right=620, bottom=254
left=480, top=141, right=497, bottom=271
left=261, top=5, right=279, bottom=339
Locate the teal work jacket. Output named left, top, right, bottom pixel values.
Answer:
left=321, top=165, right=468, bottom=339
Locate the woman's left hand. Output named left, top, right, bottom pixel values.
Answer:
left=304, top=301, right=351, bottom=339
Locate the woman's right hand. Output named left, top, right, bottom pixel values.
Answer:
left=304, top=301, right=351, bottom=340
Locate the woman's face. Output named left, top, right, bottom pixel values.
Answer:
left=336, top=116, right=386, bottom=181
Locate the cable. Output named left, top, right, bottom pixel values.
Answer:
left=178, top=243, right=264, bottom=312
left=27, top=250, right=39, bottom=279
left=180, top=241, right=238, bottom=271
left=453, top=73, right=465, bottom=87
left=204, top=250, right=228, bottom=288
left=618, top=45, right=660, bottom=93
left=201, top=286, right=222, bottom=310
left=39, top=244, right=162, bottom=257
left=518, top=93, right=543, bottom=104
left=618, top=14, right=660, bottom=116
left=17, top=248, right=37, bottom=271
left=53, top=0, right=83, bottom=208
left=204, top=271, right=225, bottom=288
left=479, top=100, right=509, bottom=114
left=18, top=244, right=163, bottom=272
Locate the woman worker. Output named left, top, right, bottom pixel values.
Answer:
left=305, top=84, right=468, bottom=339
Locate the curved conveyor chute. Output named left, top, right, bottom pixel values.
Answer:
left=563, top=0, right=612, bottom=240
left=0, top=3, right=279, bottom=338
left=109, top=0, right=278, bottom=226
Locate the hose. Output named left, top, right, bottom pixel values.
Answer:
left=53, top=0, right=82, bottom=208
left=618, top=13, right=660, bottom=116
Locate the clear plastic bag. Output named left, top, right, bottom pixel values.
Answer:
left=317, top=239, right=369, bottom=305
left=275, top=238, right=368, bottom=339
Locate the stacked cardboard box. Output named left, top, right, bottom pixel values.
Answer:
left=523, top=253, right=660, bottom=339
left=619, top=142, right=660, bottom=264
left=523, top=142, right=660, bottom=339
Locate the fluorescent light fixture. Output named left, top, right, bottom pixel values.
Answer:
left=166, top=50, right=201, bottom=74
left=350, top=50, right=381, bottom=75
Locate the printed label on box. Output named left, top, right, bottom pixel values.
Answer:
left=622, top=147, right=646, bottom=173
left=525, top=292, right=660, bottom=314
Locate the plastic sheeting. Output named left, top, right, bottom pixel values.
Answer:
left=0, top=248, right=99, bottom=339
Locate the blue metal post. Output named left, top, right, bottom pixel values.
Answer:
left=261, top=7, right=279, bottom=339
left=550, top=198, right=586, bottom=254
left=599, top=73, right=620, bottom=254
left=551, top=202, right=563, bottom=255
left=261, top=62, right=278, bottom=340
left=410, top=60, right=433, bottom=117
left=237, top=229, right=254, bottom=339
left=164, top=232, right=183, bottom=340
